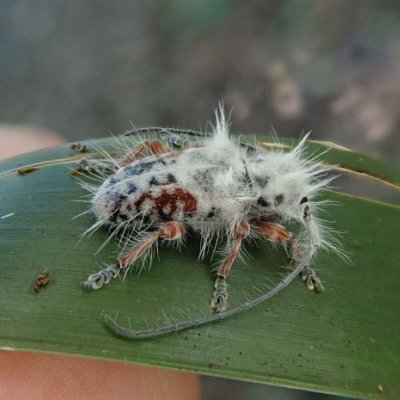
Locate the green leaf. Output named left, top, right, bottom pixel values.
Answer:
left=0, top=136, right=399, bottom=400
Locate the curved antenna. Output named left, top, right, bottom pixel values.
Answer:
left=104, top=255, right=309, bottom=340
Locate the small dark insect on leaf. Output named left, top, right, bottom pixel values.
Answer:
left=33, top=269, right=50, bottom=292
left=17, top=166, right=38, bottom=175
left=70, top=143, right=88, bottom=153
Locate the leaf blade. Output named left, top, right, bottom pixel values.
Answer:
left=0, top=137, right=399, bottom=400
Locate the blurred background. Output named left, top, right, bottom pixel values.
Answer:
left=1, top=1, right=398, bottom=398
left=2, top=0, right=400, bottom=160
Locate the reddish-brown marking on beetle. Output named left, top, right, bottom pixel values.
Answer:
left=134, top=186, right=197, bottom=219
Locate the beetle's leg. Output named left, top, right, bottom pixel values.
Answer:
left=211, top=219, right=250, bottom=313
left=120, top=140, right=171, bottom=166
left=69, top=158, right=116, bottom=176
left=160, top=129, right=190, bottom=148
left=83, top=221, right=186, bottom=290
left=300, top=266, right=325, bottom=293
left=254, top=221, right=324, bottom=293
left=255, top=220, right=294, bottom=244
left=73, top=140, right=170, bottom=175
left=71, top=140, right=171, bottom=176
left=159, top=129, right=207, bottom=150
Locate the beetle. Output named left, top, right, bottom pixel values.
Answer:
left=78, top=106, right=341, bottom=338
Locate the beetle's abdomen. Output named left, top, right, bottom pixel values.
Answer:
left=93, top=179, right=198, bottom=226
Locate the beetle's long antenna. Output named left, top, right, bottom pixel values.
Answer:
left=103, top=254, right=308, bottom=339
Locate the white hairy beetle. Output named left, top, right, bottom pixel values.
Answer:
left=76, top=106, right=342, bottom=339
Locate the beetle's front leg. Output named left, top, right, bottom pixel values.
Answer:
left=300, top=265, right=325, bottom=293
left=254, top=221, right=324, bottom=293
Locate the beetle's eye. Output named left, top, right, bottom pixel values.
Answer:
left=300, top=196, right=308, bottom=205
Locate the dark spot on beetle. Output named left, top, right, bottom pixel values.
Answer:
left=274, top=194, right=284, bottom=206
left=303, top=205, right=310, bottom=220
left=118, top=213, right=128, bottom=221
left=109, top=207, right=120, bottom=223
left=124, top=160, right=158, bottom=176
left=207, top=207, right=217, bottom=218
left=109, top=176, right=119, bottom=185
left=254, top=175, right=269, bottom=187
left=300, top=196, right=308, bottom=205
left=108, top=191, right=127, bottom=202
left=117, top=193, right=127, bottom=202
left=149, top=176, right=159, bottom=186
left=167, top=173, right=177, bottom=183
left=140, top=160, right=158, bottom=170
left=257, top=197, right=270, bottom=207
left=141, top=214, right=151, bottom=225
left=158, top=209, right=172, bottom=221
left=127, top=183, right=137, bottom=194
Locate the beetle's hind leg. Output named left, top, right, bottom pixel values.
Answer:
left=71, top=139, right=172, bottom=176
left=120, top=140, right=171, bottom=166
left=70, top=158, right=116, bottom=176
left=83, top=221, right=186, bottom=290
